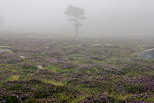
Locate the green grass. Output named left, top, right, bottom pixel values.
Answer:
left=7, top=75, right=20, bottom=81
left=43, top=79, right=66, bottom=86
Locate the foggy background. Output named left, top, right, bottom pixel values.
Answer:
left=0, top=0, right=154, bottom=36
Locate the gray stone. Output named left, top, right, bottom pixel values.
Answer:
left=20, top=56, right=26, bottom=59
left=0, top=46, right=12, bottom=53
left=138, top=48, right=154, bottom=59
left=0, top=48, right=12, bottom=53
left=37, top=65, right=44, bottom=69
left=0, top=46, right=11, bottom=49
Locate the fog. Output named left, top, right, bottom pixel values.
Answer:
left=0, top=0, right=154, bottom=36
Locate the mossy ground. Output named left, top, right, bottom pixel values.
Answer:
left=0, top=35, right=154, bottom=102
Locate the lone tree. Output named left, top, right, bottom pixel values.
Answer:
left=65, top=5, right=86, bottom=37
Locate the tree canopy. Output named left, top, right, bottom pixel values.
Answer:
left=65, top=5, right=86, bottom=37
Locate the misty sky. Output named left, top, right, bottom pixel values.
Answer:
left=0, top=0, right=154, bottom=35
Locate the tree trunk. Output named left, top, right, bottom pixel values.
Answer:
left=75, top=27, right=79, bottom=38
left=75, top=17, right=79, bottom=38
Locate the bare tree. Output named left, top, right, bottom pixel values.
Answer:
left=65, top=5, right=86, bottom=37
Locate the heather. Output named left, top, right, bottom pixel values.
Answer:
left=0, top=35, right=154, bottom=103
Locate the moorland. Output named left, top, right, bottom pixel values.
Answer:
left=0, top=34, right=154, bottom=103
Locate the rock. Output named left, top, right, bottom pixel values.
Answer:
left=0, top=48, right=12, bottom=53
left=0, top=46, right=12, bottom=53
left=37, top=65, right=44, bottom=69
left=0, top=46, right=11, bottom=49
left=138, top=48, right=154, bottom=59
left=20, top=56, right=26, bottom=59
